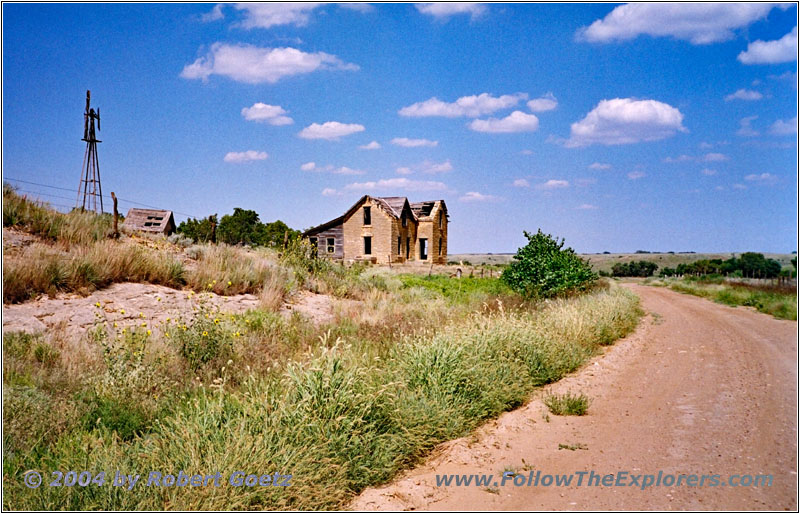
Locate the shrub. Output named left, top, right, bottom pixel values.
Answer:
left=501, top=230, right=597, bottom=299
left=543, top=392, right=590, bottom=415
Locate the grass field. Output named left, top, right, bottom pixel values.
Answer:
left=647, top=276, right=797, bottom=320
left=450, top=252, right=796, bottom=274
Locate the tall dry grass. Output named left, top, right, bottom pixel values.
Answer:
left=3, top=285, right=641, bottom=510
left=3, top=241, right=185, bottom=303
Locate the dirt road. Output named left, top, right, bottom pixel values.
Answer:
left=352, top=284, right=797, bottom=510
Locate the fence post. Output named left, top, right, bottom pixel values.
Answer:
left=209, top=215, right=217, bottom=244
left=110, top=192, right=119, bottom=238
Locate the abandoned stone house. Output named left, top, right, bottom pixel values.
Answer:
left=122, top=208, right=176, bottom=236
left=302, top=195, right=448, bottom=264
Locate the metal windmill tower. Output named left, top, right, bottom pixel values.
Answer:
left=76, top=90, right=104, bottom=213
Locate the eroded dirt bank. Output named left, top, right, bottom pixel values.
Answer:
left=352, top=284, right=797, bottom=511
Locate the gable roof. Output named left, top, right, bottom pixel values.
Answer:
left=302, top=195, right=447, bottom=237
left=122, top=208, right=175, bottom=233
left=411, top=199, right=448, bottom=220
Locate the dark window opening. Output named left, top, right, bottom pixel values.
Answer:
left=402, top=215, right=407, bottom=227
left=438, top=237, right=442, bottom=256
left=419, top=238, right=428, bottom=260
left=406, top=237, right=410, bottom=259
left=327, top=238, right=335, bottom=254
left=397, top=236, right=401, bottom=255
left=364, top=236, right=372, bottom=255
left=363, top=206, right=371, bottom=225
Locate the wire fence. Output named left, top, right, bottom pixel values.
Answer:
left=3, top=176, right=201, bottom=219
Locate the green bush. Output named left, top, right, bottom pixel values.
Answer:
left=501, top=230, right=597, bottom=299
left=543, top=392, right=590, bottom=415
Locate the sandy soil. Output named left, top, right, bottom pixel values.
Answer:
left=2, top=283, right=338, bottom=336
left=351, top=284, right=797, bottom=511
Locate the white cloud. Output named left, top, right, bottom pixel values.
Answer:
left=224, top=150, right=268, bottom=163
left=567, top=98, right=687, bottom=147
left=181, top=43, right=358, bottom=84
left=724, top=89, right=763, bottom=101
left=703, top=152, right=729, bottom=162
left=359, top=141, right=381, bottom=150
left=395, top=160, right=453, bottom=175
left=460, top=191, right=501, bottom=202
left=745, top=172, right=778, bottom=184
left=201, top=4, right=225, bottom=22
left=416, top=3, right=487, bottom=20
left=576, top=203, right=598, bottom=210
left=340, top=3, right=374, bottom=13
left=770, top=116, right=798, bottom=135
left=577, top=3, right=776, bottom=44
left=391, top=137, right=438, bottom=147
left=627, top=171, right=646, bottom=180
left=589, top=162, right=612, bottom=170
left=536, top=179, right=569, bottom=190
left=512, top=179, right=530, bottom=188
left=733, top=183, right=748, bottom=190
left=321, top=188, right=341, bottom=197
left=520, top=149, right=534, bottom=155
left=527, top=93, right=558, bottom=112
left=241, top=102, right=293, bottom=125
left=234, top=3, right=323, bottom=29
left=299, top=121, right=365, bottom=140
left=701, top=168, right=718, bottom=176
left=738, top=26, right=798, bottom=64
left=663, top=154, right=694, bottom=163
left=398, top=92, right=526, bottom=118
left=332, top=166, right=365, bottom=175
left=699, top=141, right=714, bottom=149
left=736, top=115, right=759, bottom=137
left=302, top=162, right=363, bottom=174
left=422, top=160, right=453, bottom=174
left=344, top=177, right=449, bottom=193
left=469, top=111, right=539, bottom=133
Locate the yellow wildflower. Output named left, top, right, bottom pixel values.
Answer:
left=202, top=331, right=208, bottom=337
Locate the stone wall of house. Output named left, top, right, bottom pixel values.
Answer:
left=416, top=202, right=447, bottom=264
left=391, top=214, right=418, bottom=263
left=342, top=197, right=394, bottom=263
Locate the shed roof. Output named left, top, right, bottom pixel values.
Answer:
left=122, top=208, right=175, bottom=233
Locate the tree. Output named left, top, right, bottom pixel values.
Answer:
left=257, top=219, right=300, bottom=247
left=177, top=215, right=217, bottom=243
left=218, top=208, right=261, bottom=246
left=501, top=229, right=597, bottom=299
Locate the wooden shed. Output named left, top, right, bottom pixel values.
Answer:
left=122, top=208, right=176, bottom=235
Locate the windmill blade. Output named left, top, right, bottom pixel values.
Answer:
left=97, top=108, right=100, bottom=131
left=85, top=90, right=91, bottom=114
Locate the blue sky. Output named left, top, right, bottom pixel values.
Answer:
left=3, top=2, right=797, bottom=253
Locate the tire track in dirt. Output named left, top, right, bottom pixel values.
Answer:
left=351, top=284, right=797, bottom=511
